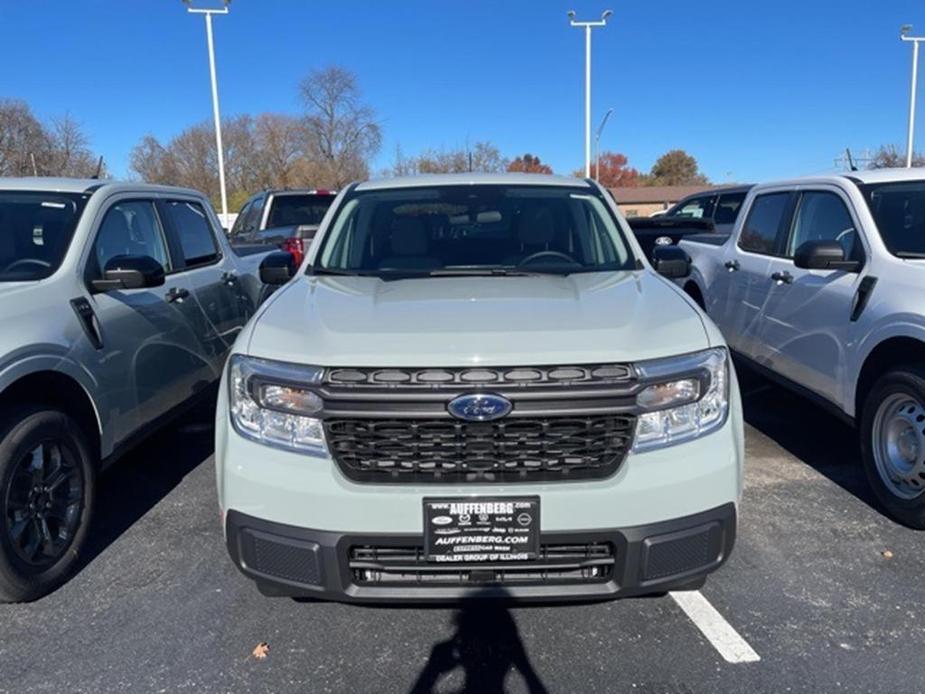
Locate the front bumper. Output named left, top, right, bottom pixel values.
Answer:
left=225, top=503, right=736, bottom=603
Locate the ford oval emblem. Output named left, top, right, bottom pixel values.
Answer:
left=655, top=235, right=674, bottom=246
left=447, top=393, right=513, bottom=422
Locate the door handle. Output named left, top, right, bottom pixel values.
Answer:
left=70, top=298, right=103, bottom=349
left=850, top=276, right=878, bottom=322
left=724, top=260, right=740, bottom=272
left=221, top=271, right=237, bottom=286
left=165, top=287, right=190, bottom=303
left=770, top=271, right=793, bottom=285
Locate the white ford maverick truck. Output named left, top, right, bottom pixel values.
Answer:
left=216, top=173, right=745, bottom=603
left=681, top=169, right=925, bottom=528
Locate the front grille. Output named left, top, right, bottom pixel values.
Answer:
left=326, top=364, right=633, bottom=389
left=325, top=414, right=635, bottom=483
left=349, top=542, right=615, bottom=586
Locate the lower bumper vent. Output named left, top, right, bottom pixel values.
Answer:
left=349, top=543, right=615, bottom=586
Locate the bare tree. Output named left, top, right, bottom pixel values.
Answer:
left=387, top=141, right=508, bottom=176
left=129, top=135, right=174, bottom=183
left=252, top=113, right=309, bottom=188
left=131, top=113, right=329, bottom=209
left=0, top=100, right=103, bottom=177
left=387, top=144, right=419, bottom=177
left=868, top=144, right=925, bottom=169
left=0, top=99, right=53, bottom=176
left=49, top=114, right=101, bottom=177
left=299, top=66, right=382, bottom=186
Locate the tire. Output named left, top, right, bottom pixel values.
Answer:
left=860, top=366, right=925, bottom=529
left=0, top=407, right=96, bottom=602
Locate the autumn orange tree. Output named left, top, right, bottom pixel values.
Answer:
left=573, top=151, right=640, bottom=187
left=507, top=153, right=553, bottom=174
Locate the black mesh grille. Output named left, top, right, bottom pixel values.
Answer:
left=324, top=414, right=635, bottom=483
left=241, top=532, right=323, bottom=585
left=642, top=524, right=721, bottom=581
left=349, top=542, right=615, bottom=585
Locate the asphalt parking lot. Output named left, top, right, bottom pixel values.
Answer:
left=2, top=364, right=924, bottom=694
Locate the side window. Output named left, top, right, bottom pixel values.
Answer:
left=714, top=193, right=747, bottom=226
left=672, top=195, right=715, bottom=219
left=91, top=201, right=170, bottom=278
left=787, top=191, right=858, bottom=259
left=163, top=200, right=221, bottom=267
left=229, top=201, right=251, bottom=238
left=245, top=195, right=266, bottom=233
left=738, top=193, right=791, bottom=256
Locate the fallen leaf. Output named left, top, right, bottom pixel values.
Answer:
left=882, top=550, right=894, bottom=560
left=252, top=642, right=270, bottom=660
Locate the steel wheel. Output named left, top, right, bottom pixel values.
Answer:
left=3, top=440, right=84, bottom=569
left=871, top=393, right=925, bottom=500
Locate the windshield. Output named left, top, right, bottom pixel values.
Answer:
left=312, top=185, right=634, bottom=278
left=0, top=191, right=89, bottom=282
left=860, top=181, right=925, bottom=258
left=267, top=193, right=336, bottom=229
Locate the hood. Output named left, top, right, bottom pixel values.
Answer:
left=246, top=271, right=712, bottom=367
left=0, top=281, right=32, bottom=296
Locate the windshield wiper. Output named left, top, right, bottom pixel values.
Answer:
left=896, top=251, right=925, bottom=259
left=308, top=267, right=378, bottom=277
left=428, top=268, right=544, bottom=277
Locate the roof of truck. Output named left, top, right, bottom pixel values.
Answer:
left=356, top=172, right=592, bottom=191
left=752, top=169, right=925, bottom=191
left=0, top=176, right=205, bottom=197
left=840, top=168, right=925, bottom=184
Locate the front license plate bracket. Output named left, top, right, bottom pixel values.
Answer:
left=423, top=496, right=540, bottom=563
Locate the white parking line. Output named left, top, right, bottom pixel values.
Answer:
left=670, top=590, right=761, bottom=664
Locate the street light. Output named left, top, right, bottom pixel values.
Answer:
left=569, top=10, right=613, bottom=178
left=184, top=0, right=231, bottom=221
left=901, top=23, right=925, bottom=168
left=594, top=108, right=614, bottom=181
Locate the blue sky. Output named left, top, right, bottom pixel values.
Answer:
left=1, top=0, right=922, bottom=184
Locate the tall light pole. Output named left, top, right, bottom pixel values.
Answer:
left=568, top=9, right=612, bottom=177
left=184, top=0, right=230, bottom=221
left=595, top=107, right=614, bottom=181
left=901, top=24, right=925, bottom=168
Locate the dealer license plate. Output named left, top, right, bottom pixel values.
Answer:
left=423, top=497, right=540, bottom=562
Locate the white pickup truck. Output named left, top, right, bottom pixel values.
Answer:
left=679, top=169, right=925, bottom=528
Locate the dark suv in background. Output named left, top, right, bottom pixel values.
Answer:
left=228, top=188, right=337, bottom=266
left=626, top=185, right=752, bottom=260
left=662, top=185, right=753, bottom=234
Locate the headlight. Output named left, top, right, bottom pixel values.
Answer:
left=228, top=355, right=328, bottom=455
left=632, top=348, right=729, bottom=452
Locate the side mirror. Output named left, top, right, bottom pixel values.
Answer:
left=260, top=251, right=296, bottom=285
left=652, top=245, right=691, bottom=279
left=91, top=255, right=165, bottom=292
left=793, top=240, right=860, bottom=272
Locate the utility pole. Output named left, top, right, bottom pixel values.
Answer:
left=568, top=10, right=613, bottom=177
left=184, top=0, right=231, bottom=221
left=901, top=24, right=925, bottom=167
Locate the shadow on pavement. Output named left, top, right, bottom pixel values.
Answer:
left=409, top=592, right=549, bottom=694
left=735, top=360, right=880, bottom=511
left=75, top=396, right=216, bottom=575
